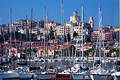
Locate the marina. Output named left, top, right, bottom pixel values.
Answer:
left=0, top=0, right=120, bottom=80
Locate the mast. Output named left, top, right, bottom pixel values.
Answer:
left=61, top=0, right=64, bottom=25
left=63, top=18, right=66, bottom=57
left=25, top=15, right=28, bottom=55
left=64, top=18, right=66, bottom=43
left=44, top=6, right=46, bottom=60
left=98, top=8, right=101, bottom=61
left=118, top=0, right=120, bottom=57
left=81, top=6, right=84, bottom=59
left=98, top=8, right=102, bottom=72
left=60, top=0, right=64, bottom=58
left=101, top=16, right=105, bottom=61
left=9, top=8, right=12, bottom=57
left=44, top=6, right=48, bottom=70
left=30, top=8, right=33, bottom=58
left=46, top=13, right=48, bottom=58
left=13, top=14, right=17, bottom=51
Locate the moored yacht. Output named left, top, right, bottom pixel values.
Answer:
left=36, top=72, right=56, bottom=80
left=0, top=70, right=19, bottom=79
left=111, top=71, right=120, bottom=80
left=56, top=70, right=73, bottom=80
left=71, top=64, right=91, bottom=80
left=90, top=66, right=112, bottom=80
left=72, top=71, right=91, bottom=80
left=111, top=65, right=120, bottom=80
left=16, top=67, right=36, bottom=79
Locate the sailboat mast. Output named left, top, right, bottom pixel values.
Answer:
left=98, top=8, right=102, bottom=61
left=60, top=0, right=65, bottom=58
left=9, top=8, right=12, bottom=56
left=44, top=7, right=46, bottom=59
left=25, top=15, right=28, bottom=55
left=81, top=6, right=84, bottom=59
left=61, top=0, right=63, bottom=25
left=46, top=13, right=48, bottom=58
left=30, top=8, right=33, bottom=57
left=118, top=0, right=120, bottom=57
left=63, top=18, right=66, bottom=57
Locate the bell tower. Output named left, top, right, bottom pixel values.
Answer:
left=89, top=16, right=94, bottom=28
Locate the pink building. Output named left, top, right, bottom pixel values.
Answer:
left=91, top=29, right=113, bottom=42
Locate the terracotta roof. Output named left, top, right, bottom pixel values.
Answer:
left=46, top=21, right=54, bottom=23
left=61, top=44, right=72, bottom=48
left=94, top=29, right=99, bottom=31
left=7, top=40, right=22, bottom=42
left=74, top=36, right=80, bottom=38
left=2, top=27, right=8, bottom=30
left=38, top=45, right=60, bottom=50
left=51, top=39, right=60, bottom=41
left=110, top=30, right=114, bottom=32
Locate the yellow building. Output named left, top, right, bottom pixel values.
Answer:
left=114, top=27, right=120, bottom=32
left=37, top=47, right=55, bottom=57
left=45, top=21, right=60, bottom=30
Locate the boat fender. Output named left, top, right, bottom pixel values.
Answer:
left=93, top=67, right=96, bottom=70
left=26, top=71, right=31, bottom=73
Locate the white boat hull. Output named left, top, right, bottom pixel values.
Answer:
left=0, top=72, right=19, bottom=79
left=19, top=73, right=36, bottom=79
left=112, top=76, right=120, bottom=80
left=37, top=74, right=56, bottom=79
left=72, top=73, right=90, bottom=80
left=90, top=74, right=112, bottom=80
left=111, top=72, right=120, bottom=80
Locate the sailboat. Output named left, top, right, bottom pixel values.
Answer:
left=90, top=8, right=113, bottom=80
left=72, top=6, right=90, bottom=80
left=71, top=6, right=91, bottom=80
left=112, top=70, right=120, bottom=80
left=15, top=66, right=36, bottom=79
left=0, top=8, right=19, bottom=80
left=111, top=0, right=120, bottom=80
left=16, top=8, right=37, bottom=79
left=0, top=70, right=19, bottom=79
left=35, top=7, right=57, bottom=80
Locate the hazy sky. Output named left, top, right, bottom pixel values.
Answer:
left=0, top=0, right=119, bottom=28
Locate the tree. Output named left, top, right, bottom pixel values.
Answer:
left=85, top=35, right=91, bottom=42
left=73, top=31, right=78, bottom=37
left=31, top=33, right=37, bottom=41
left=48, top=26, right=55, bottom=40
left=107, top=48, right=119, bottom=57
left=0, top=35, right=4, bottom=43
left=62, top=45, right=75, bottom=57
left=15, top=31, right=22, bottom=40
left=66, top=33, right=71, bottom=42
